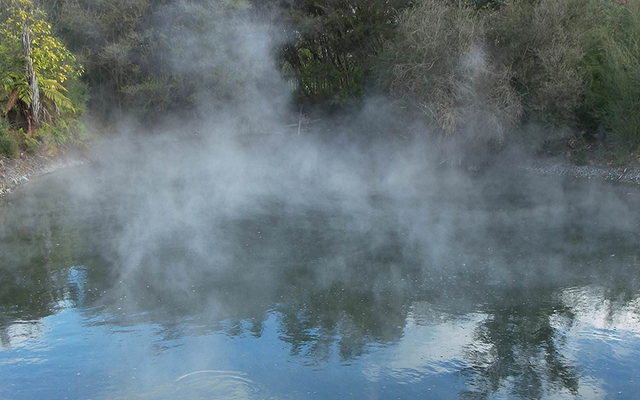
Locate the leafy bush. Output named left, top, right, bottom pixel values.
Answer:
left=0, top=0, right=84, bottom=124
left=0, top=116, right=9, bottom=135
left=377, top=0, right=639, bottom=158
left=282, top=0, right=410, bottom=111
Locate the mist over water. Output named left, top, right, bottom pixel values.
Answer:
left=2, top=2, right=640, bottom=399
left=2, top=154, right=640, bottom=399
left=48, top=99, right=640, bottom=327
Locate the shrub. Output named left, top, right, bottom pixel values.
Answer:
left=378, top=0, right=638, bottom=149
left=581, top=1, right=640, bottom=151
left=485, top=0, right=599, bottom=129
left=23, top=135, right=40, bottom=155
left=37, top=117, right=90, bottom=155
left=375, top=0, right=522, bottom=142
left=0, top=134, right=18, bottom=158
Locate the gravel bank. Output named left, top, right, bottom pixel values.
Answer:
left=0, top=152, right=89, bottom=199
left=519, top=161, right=640, bottom=185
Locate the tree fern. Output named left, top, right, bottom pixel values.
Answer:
left=1, top=0, right=85, bottom=147
left=39, top=78, right=74, bottom=113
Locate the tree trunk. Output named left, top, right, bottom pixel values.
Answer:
left=22, top=21, right=41, bottom=135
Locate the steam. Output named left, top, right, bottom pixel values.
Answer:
left=2, top=5, right=640, bottom=400
left=146, top=0, right=290, bottom=129
left=47, top=0, right=639, bottom=317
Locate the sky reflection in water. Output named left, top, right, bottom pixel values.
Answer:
left=1, top=285, right=638, bottom=400
left=1, top=169, right=640, bottom=400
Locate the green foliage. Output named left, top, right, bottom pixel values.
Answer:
left=38, top=0, right=410, bottom=117
left=0, top=0, right=82, bottom=114
left=0, top=0, right=86, bottom=152
left=484, top=0, right=597, bottom=129
left=132, top=0, right=253, bottom=116
left=0, top=116, right=8, bottom=134
left=581, top=1, right=640, bottom=151
left=62, top=73, right=89, bottom=117
left=22, top=134, right=39, bottom=155
left=0, top=134, right=19, bottom=158
left=282, top=0, right=411, bottom=110
left=37, top=117, right=89, bottom=152
left=376, top=0, right=639, bottom=160
left=47, top=0, right=254, bottom=120
left=7, top=0, right=635, bottom=167
left=121, top=77, right=187, bottom=118
left=45, top=0, right=153, bottom=115
left=0, top=116, right=21, bottom=157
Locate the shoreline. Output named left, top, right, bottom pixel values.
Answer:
left=0, top=150, right=90, bottom=201
left=518, top=160, right=640, bottom=186
left=2, top=146, right=640, bottom=207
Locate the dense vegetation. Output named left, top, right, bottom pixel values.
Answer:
left=1, top=0, right=87, bottom=156
left=1, top=0, right=639, bottom=164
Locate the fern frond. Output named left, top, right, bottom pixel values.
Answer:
left=39, top=83, right=74, bottom=113
left=19, top=86, right=32, bottom=106
left=39, top=79, right=69, bottom=92
left=0, top=74, right=15, bottom=94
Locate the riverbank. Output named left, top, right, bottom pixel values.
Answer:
left=2, top=138, right=640, bottom=209
left=0, top=149, right=89, bottom=201
left=519, top=160, right=640, bottom=185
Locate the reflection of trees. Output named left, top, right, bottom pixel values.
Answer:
left=1, top=221, right=59, bottom=320
left=597, top=256, right=640, bottom=314
left=460, top=291, right=579, bottom=400
left=89, top=266, right=412, bottom=363
left=4, top=174, right=640, bottom=380
left=277, top=283, right=408, bottom=363
left=0, top=189, right=95, bottom=344
left=81, top=201, right=420, bottom=362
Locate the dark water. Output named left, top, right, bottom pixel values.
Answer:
left=1, top=168, right=640, bottom=400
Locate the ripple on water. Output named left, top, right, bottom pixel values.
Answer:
left=173, top=370, right=262, bottom=400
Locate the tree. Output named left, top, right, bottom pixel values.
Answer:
left=279, top=0, right=411, bottom=110
left=0, top=0, right=82, bottom=137
left=581, top=0, right=640, bottom=150
left=376, top=0, right=521, bottom=140
left=48, top=0, right=153, bottom=116
left=48, top=0, right=254, bottom=121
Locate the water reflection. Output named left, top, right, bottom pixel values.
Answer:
left=561, top=286, right=640, bottom=335
left=173, top=370, right=261, bottom=400
left=276, top=284, right=408, bottom=363
left=461, top=290, right=579, bottom=399
left=1, top=172, right=640, bottom=399
left=0, top=320, right=47, bottom=353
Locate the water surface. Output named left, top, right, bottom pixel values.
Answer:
left=1, top=166, right=639, bottom=399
